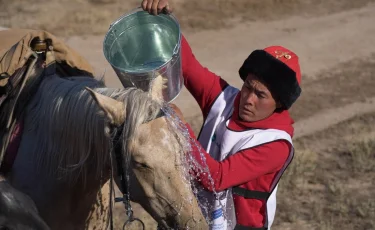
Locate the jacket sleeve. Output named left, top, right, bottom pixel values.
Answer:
left=186, top=124, right=291, bottom=192
left=181, top=35, right=228, bottom=119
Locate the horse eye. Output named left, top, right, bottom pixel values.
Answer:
left=133, top=161, right=151, bottom=169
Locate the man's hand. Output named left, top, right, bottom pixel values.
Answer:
left=141, top=0, right=172, bottom=15
left=169, top=103, right=187, bottom=124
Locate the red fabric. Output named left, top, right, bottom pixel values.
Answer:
left=182, top=35, right=294, bottom=227
left=181, top=35, right=228, bottom=119
left=263, top=46, right=302, bottom=85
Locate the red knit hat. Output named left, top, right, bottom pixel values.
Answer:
left=238, top=46, right=302, bottom=110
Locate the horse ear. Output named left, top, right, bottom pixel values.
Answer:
left=85, top=87, right=125, bottom=126
left=150, top=73, right=168, bottom=103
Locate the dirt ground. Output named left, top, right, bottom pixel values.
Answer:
left=2, top=0, right=375, bottom=229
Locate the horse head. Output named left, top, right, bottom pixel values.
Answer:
left=88, top=88, right=208, bottom=229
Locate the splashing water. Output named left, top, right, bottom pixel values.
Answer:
left=160, top=103, right=231, bottom=227
left=109, top=28, right=232, bottom=227
left=146, top=73, right=233, bottom=228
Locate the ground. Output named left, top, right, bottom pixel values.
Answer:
left=1, top=0, right=375, bottom=229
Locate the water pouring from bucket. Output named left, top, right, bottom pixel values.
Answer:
left=103, top=7, right=224, bottom=228
left=103, top=7, right=183, bottom=103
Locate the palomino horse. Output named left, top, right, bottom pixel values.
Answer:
left=5, top=72, right=207, bottom=229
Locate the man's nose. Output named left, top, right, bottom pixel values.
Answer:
left=246, top=92, right=257, bottom=105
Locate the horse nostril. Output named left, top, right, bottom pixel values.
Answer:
left=0, top=226, right=11, bottom=230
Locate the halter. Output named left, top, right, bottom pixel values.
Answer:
left=109, top=109, right=165, bottom=230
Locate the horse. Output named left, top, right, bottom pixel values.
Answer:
left=0, top=175, right=50, bottom=230
left=4, top=70, right=208, bottom=229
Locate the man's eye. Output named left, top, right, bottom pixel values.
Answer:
left=257, top=93, right=266, bottom=99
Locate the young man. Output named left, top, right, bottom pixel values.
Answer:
left=142, top=1, right=302, bottom=229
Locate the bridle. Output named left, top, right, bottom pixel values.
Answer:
left=109, top=110, right=165, bottom=230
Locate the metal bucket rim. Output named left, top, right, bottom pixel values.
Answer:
left=103, top=7, right=181, bottom=75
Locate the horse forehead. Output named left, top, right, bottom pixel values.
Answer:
left=138, top=117, right=175, bottom=147
left=137, top=117, right=163, bottom=139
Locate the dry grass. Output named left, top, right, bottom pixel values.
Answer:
left=177, top=0, right=374, bottom=32
left=0, top=0, right=141, bottom=36
left=1, top=0, right=374, bottom=36
left=348, top=140, right=375, bottom=175
left=274, top=112, right=375, bottom=230
left=289, top=53, right=375, bottom=122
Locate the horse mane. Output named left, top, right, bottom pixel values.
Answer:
left=23, top=74, right=163, bottom=185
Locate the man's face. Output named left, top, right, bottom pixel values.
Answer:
left=239, top=73, right=278, bottom=122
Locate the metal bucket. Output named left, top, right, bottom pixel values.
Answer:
left=103, top=8, right=183, bottom=103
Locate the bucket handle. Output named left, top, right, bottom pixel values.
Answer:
left=109, top=7, right=143, bottom=29
left=109, top=7, right=178, bottom=29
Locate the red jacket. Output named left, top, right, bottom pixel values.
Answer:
left=181, top=35, right=294, bottom=228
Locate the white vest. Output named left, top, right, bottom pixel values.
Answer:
left=196, top=86, right=294, bottom=230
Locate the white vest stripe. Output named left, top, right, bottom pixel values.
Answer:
left=199, top=86, right=239, bottom=154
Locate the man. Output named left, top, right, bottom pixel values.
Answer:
left=141, top=1, right=302, bottom=229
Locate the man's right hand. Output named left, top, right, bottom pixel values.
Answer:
left=141, top=0, right=172, bottom=15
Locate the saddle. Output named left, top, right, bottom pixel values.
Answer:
left=0, top=29, right=95, bottom=171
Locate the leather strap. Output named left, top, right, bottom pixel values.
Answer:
left=232, top=186, right=270, bottom=200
